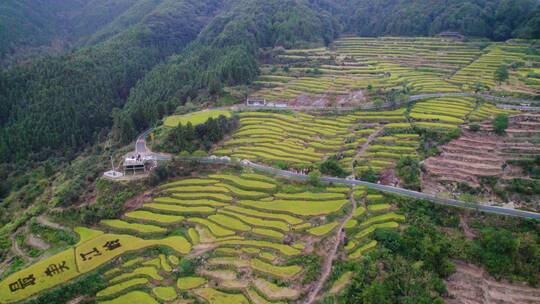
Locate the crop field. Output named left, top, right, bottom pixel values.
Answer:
left=0, top=172, right=407, bottom=303
left=450, top=41, right=540, bottom=93
left=252, top=37, right=485, bottom=103
left=163, top=109, right=231, bottom=127
left=214, top=111, right=358, bottom=167
left=343, top=187, right=404, bottom=260
left=339, top=108, right=420, bottom=174
left=252, top=37, right=539, bottom=104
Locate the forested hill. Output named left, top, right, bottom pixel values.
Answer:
left=1, top=0, right=539, bottom=163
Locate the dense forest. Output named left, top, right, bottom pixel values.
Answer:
left=1, top=0, right=539, bottom=165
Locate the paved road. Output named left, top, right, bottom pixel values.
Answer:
left=178, top=157, right=540, bottom=221
left=237, top=92, right=539, bottom=112
left=135, top=129, right=152, bottom=154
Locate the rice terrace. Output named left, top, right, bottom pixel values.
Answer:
left=1, top=1, right=540, bottom=303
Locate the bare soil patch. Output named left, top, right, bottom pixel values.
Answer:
left=445, top=260, right=540, bottom=304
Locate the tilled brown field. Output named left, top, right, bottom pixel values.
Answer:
left=445, top=260, right=540, bottom=304
left=422, top=113, right=540, bottom=191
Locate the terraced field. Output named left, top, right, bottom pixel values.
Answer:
left=348, top=108, right=420, bottom=175
left=252, top=37, right=539, bottom=105
left=0, top=172, right=405, bottom=303
left=451, top=41, right=540, bottom=93
left=215, top=94, right=519, bottom=176
left=423, top=113, right=540, bottom=191
left=253, top=37, right=483, bottom=104
left=214, top=111, right=358, bottom=168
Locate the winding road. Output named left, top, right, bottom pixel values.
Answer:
left=178, top=157, right=540, bottom=221
left=135, top=91, right=540, bottom=220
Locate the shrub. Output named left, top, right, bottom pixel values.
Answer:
left=492, top=114, right=509, bottom=135
left=469, top=123, right=480, bottom=132
left=319, top=158, right=347, bottom=177
left=396, top=156, right=421, bottom=190
left=308, top=170, right=321, bottom=186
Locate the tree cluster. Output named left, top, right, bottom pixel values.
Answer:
left=160, top=115, right=239, bottom=154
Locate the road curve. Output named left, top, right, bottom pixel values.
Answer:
left=178, top=157, right=540, bottom=221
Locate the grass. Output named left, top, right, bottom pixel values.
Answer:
left=253, top=278, right=300, bottom=300
left=0, top=249, right=79, bottom=303
left=222, top=210, right=289, bottom=232
left=100, top=291, right=159, bottom=304
left=177, top=276, right=207, bottom=290
left=159, top=178, right=218, bottom=188
left=188, top=227, right=200, bottom=245
left=193, top=288, right=250, bottom=304
left=159, top=254, right=172, bottom=272
left=74, top=234, right=191, bottom=273
left=124, top=211, right=184, bottom=225
left=307, top=221, right=339, bottom=236
left=169, top=192, right=233, bottom=202
left=96, top=277, right=148, bottom=298
left=360, top=213, right=405, bottom=227
left=74, top=227, right=104, bottom=245
left=153, top=197, right=227, bottom=207
left=223, top=206, right=303, bottom=225
left=208, top=214, right=251, bottom=232
left=367, top=204, right=391, bottom=212
left=164, top=109, right=231, bottom=127
left=218, top=183, right=269, bottom=199
left=143, top=203, right=215, bottom=214
left=354, top=222, right=400, bottom=240
left=215, top=240, right=301, bottom=256
left=348, top=240, right=378, bottom=259
left=152, top=286, right=177, bottom=301
left=252, top=228, right=285, bottom=239
left=167, top=185, right=229, bottom=193
left=110, top=266, right=164, bottom=283
left=274, top=192, right=345, bottom=200
left=329, top=271, right=353, bottom=294
left=250, top=258, right=302, bottom=279
left=187, top=218, right=236, bottom=237
left=210, top=174, right=277, bottom=192
left=237, top=199, right=349, bottom=216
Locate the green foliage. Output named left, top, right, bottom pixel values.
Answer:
left=505, top=178, right=540, bottom=195
left=0, top=0, right=224, bottom=162
left=348, top=0, right=539, bottom=41
left=492, top=114, right=509, bottom=135
left=320, top=157, right=348, bottom=177
left=24, top=272, right=106, bottom=304
left=308, top=170, right=321, bottom=187
left=28, top=221, right=77, bottom=247
left=358, top=167, right=380, bottom=183
left=160, top=115, right=238, bottom=153
left=494, top=65, right=510, bottom=83
left=56, top=178, right=144, bottom=225
left=342, top=250, right=447, bottom=304
left=286, top=255, right=322, bottom=284
left=396, top=156, right=421, bottom=190
left=507, top=156, right=540, bottom=179
left=469, top=228, right=540, bottom=284
left=469, top=123, right=481, bottom=132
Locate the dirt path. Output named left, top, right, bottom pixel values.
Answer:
left=27, top=234, right=50, bottom=250
left=37, top=215, right=69, bottom=232
left=352, top=126, right=384, bottom=178
left=459, top=213, right=476, bottom=240
left=10, top=233, right=29, bottom=262
left=446, top=260, right=540, bottom=304
left=304, top=192, right=358, bottom=304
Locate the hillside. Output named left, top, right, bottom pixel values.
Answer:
left=1, top=0, right=539, bottom=165
left=1, top=1, right=540, bottom=303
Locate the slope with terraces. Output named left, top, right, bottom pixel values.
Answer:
left=422, top=113, right=540, bottom=192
